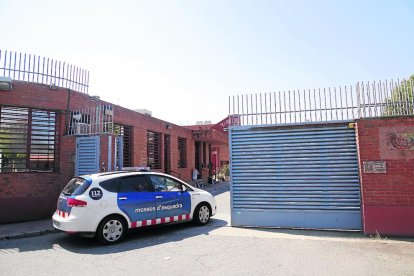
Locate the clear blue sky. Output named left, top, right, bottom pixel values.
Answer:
left=1, top=0, right=413, bottom=125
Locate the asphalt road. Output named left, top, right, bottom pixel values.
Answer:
left=1, top=185, right=414, bottom=276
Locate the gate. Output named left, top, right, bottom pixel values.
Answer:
left=230, top=124, right=361, bottom=230
left=75, top=136, right=100, bottom=176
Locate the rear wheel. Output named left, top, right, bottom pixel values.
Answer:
left=96, top=216, right=127, bottom=245
left=193, top=203, right=211, bottom=225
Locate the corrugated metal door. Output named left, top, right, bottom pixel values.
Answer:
left=230, top=124, right=361, bottom=230
left=75, top=136, right=100, bottom=176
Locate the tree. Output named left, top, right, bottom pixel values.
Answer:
left=384, top=75, right=414, bottom=116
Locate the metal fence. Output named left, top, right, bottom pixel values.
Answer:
left=229, top=78, right=414, bottom=126
left=67, top=105, right=114, bottom=135
left=0, top=50, right=89, bottom=93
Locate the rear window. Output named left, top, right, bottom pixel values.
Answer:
left=62, top=178, right=91, bottom=196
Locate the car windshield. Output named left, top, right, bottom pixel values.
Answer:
left=62, top=177, right=90, bottom=196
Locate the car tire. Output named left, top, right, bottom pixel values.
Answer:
left=193, top=203, right=211, bottom=226
left=96, top=215, right=127, bottom=245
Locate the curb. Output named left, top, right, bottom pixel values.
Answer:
left=0, top=228, right=58, bottom=241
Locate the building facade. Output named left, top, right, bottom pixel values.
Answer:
left=0, top=51, right=229, bottom=223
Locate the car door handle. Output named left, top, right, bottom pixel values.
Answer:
left=118, top=197, right=127, bottom=200
left=155, top=196, right=163, bottom=199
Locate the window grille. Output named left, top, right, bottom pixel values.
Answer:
left=147, top=131, right=161, bottom=169
left=114, top=124, right=132, bottom=167
left=0, top=106, right=58, bottom=172
left=178, top=137, right=187, bottom=168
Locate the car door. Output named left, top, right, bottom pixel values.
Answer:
left=117, top=175, right=156, bottom=224
left=149, top=175, right=191, bottom=220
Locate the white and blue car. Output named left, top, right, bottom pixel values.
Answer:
left=52, top=171, right=217, bottom=244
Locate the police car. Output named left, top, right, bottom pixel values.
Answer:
left=52, top=171, right=217, bottom=244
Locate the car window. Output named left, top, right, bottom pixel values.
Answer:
left=120, top=175, right=153, bottom=193
left=99, top=178, right=120, bottom=193
left=62, top=177, right=91, bottom=196
left=149, top=175, right=185, bottom=192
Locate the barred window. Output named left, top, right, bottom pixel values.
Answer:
left=114, top=124, right=132, bottom=167
left=0, top=106, right=59, bottom=172
left=178, top=137, right=187, bottom=168
left=147, top=130, right=161, bottom=169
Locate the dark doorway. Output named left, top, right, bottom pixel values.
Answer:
left=164, top=134, right=171, bottom=174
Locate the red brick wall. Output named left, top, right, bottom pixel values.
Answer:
left=356, top=117, right=414, bottom=236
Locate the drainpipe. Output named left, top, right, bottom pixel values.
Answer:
left=65, top=88, right=72, bottom=135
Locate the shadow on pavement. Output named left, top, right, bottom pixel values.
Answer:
left=0, top=218, right=228, bottom=254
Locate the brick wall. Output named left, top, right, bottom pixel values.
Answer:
left=356, top=117, right=414, bottom=236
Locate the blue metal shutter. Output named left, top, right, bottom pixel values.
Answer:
left=230, top=124, right=361, bottom=230
left=75, top=136, right=100, bottom=176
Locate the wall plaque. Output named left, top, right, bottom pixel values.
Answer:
left=363, top=161, right=386, bottom=173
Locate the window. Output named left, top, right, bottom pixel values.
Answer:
left=99, top=178, right=120, bottom=193
left=178, top=137, right=187, bottom=168
left=0, top=106, right=59, bottom=173
left=149, top=175, right=189, bottom=192
left=147, top=131, right=161, bottom=169
left=114, top=124, right=132, bottom=167
left=120, top=175, right=153, bottom=193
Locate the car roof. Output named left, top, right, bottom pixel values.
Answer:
left=83, top=171, right=178, bottom=182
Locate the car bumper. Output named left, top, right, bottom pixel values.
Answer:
left=52, top=211, right=97, bottom=233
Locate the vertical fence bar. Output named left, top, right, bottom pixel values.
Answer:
left=395, top=79, right=402, bottom=116
left=361, top=82, right=366, bottom=117
left=372, top=81, right=378, bottom=117
left=241, top=94, right=244, bottom=125
left=298, top=90, right=302, bottom=123
left=284, top=91, right=287, bottom=124
left=27, top=54, right=31, bottom=82
left=237, top=95, right=240, bottom=124
left=255, top=94, right=258, bottom=125
left=54, top=59, right=58, bottom=85
left=2, top=50, right=5, bottom=76
left=367, top=82, right=373, bottom=117
left=311, top=88, right=316, bottom=122
left=269, top=92, right=273, bottom=124
left=13, top=52, right=17, bottom=79
left=8, top=51, right=12, bottom=77
left=22, top=53, right=26, bottom=81
left=303, top=89, right=307, bottom=122
left=410, top=78, right=414, bottom=115
left=404, top=79, right=410, bottom=115
left=273, top=92, right=277, bottom=124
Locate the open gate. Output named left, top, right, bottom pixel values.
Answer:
left=230, top=124, right=361, bottom=230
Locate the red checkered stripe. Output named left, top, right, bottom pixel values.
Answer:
left=57, top=210, right=70, bottom=218
left=130, top=214, right=192, bottom=228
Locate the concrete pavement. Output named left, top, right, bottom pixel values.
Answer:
left=1, top=188, right=414, bottom=275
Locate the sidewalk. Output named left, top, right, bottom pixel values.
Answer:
left=0, top=181, right=230, bottom=240
left=0, top=219, right=56, bottom=240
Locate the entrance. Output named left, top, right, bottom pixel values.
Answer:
left=230, top=124, right=361, bottom=230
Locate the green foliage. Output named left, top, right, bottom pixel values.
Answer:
left=384, top=75, right=414, bottom=116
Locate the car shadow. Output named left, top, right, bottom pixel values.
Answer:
left=55, top=218, right=228, bottom=254
left=0, top=218, right=228, bottom=254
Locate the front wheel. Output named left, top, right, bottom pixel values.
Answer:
left=193, top=203, right=211, bottom=225
left=96, top=216, right=127, bottom=245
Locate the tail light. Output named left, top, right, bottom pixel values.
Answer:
left=67, top=198, right=87, bottom=207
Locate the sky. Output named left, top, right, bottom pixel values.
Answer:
left=0, top=0, right=413, bottom=125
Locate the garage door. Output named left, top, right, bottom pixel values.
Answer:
left=230, top=124, right=361, bottom=230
